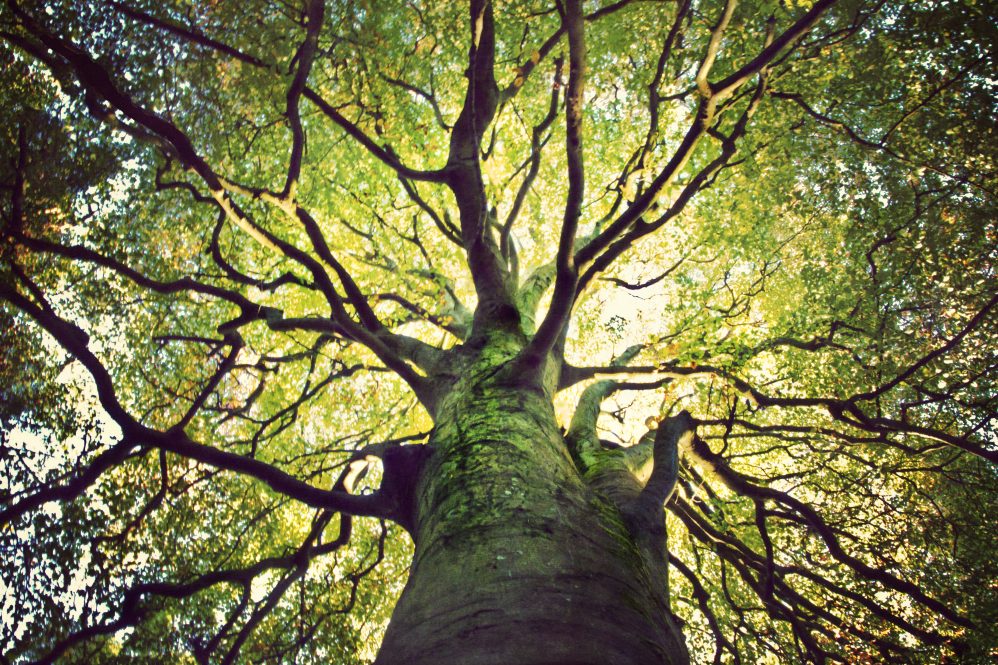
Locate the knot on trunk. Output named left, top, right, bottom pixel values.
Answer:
left=381, top=444, right=435, bottom=534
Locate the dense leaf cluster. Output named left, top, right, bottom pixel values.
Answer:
left=1, top=0, right=995, bottom=663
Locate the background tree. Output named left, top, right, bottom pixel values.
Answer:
left=1, top=0, right=995, bottom=663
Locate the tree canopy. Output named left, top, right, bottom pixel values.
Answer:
left=1, top=0, right=996, bottom=663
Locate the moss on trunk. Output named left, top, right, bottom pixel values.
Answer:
left=375, top=337, right=688, bottom=665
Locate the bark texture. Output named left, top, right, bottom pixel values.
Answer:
left=375, top=335, right=688, bottom=665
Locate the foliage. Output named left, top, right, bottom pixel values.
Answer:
left=1, top=0, right=995, bottom=663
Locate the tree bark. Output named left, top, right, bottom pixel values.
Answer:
left=375, top=335, right=688, bottom=665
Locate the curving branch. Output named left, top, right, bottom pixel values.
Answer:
left=281, top=0, right=325, bottom=198
left=8, top=228, right=279, bottom=334
left=108, top=0, right=449, bottom=184
left=671, top=495, right=932, bottom=659
left=0, top=279, right=409, bottom=526
left=633, top=410, right=693, bottom=516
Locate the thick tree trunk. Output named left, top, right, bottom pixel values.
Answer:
left=375, top=338, right=688, bottom=665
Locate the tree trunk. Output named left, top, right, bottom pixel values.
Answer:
left=375, top=337, right=689, bottom=665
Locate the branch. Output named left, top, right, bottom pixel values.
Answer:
left=576, top=0, right=839, bottom=274
left=500, top=57, right=564, bottom=262
left=109, top=1, right=267, bottom=67
left=669, top=553, right=739, bottom=664
left=12, top=18, right=412, bottom=378
left=0, top=280, right=398, bottom=523
left=303, top=89, right=449, bottom=183
left=177, top=184, right=435, bottom=399
left=566, top=382, right=616, bottom=457
left=710, top=0, right=838, bottom=99
left=671, top=496, right=929, bottom=658
left=565, top=344, right=645, bottom=449
left=634, top=410, right=694, bottom=515
left=8, top=3, right=288, bottom=253
left=442, top=0, right=517, bottom=321
left=205, top=210, right=308, bottom=292
left=680, top=433, right=973, bottom=628
left=667, top=360, right=998, bottom=463
left=34, top=507, right=352, bottom=665
left=282, top=0, right=325, bottom=197
left=852, top=292, right=998, bottom=403
left=498, top=0, right=636, bottom=104
left=379, top=72, right=451, bottom=131
left=515, top=0, right=585, bottom=374
left=770, top=89, right=993, bottom=196
left=0, top=437, right=141, bottom=529
left=695, top=0, right=738, bottom=98
left=9, top=229, right=279, bottom=335
left=108, top=0, right=448, bottom=184
left=397, top=176, right=462, bottom=246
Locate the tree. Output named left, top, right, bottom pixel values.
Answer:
left=1, top=0, right=995, bottom=662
